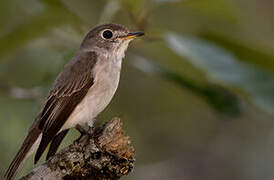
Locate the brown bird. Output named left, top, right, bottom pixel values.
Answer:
left=4, top=23, right=144, bottom=180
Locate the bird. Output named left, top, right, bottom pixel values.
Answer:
left=4, top=23, right=144, bottom=180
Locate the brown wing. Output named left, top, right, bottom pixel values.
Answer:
left=34, top=51, right=97, bottom=163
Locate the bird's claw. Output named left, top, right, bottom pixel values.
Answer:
left=75, top=124, right=94, bottom=143
left=75, top=124, right=88, bottom=135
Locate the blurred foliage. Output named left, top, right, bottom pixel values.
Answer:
left=1, top=0, right=274, bottom=179
left=165, top=33, right=274, bottom=114
left=199, top=31, right=274, bottom=71
left=133, top=56, right=241, bottom=117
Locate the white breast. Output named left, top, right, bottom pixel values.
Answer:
left=61, top=56, right=122, bottom=130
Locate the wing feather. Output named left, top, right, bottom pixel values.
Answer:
left=34, top=51, right=97, bottom=163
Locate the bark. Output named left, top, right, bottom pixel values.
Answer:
left=20, top=117, right=135, bottom=180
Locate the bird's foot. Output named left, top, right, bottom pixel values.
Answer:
left=86, top=119, right=95, bottom=135
left=75, top=124, right=88, bottom=135
left=75, top=124, right=94, bottom=143
left=87, top=126, right=94, bottom=135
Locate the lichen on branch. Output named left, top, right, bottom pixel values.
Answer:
left=20, top=117, right=135, bottom=180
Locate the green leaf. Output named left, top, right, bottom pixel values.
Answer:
left=133, top=56, right=241, bottom=117
left=165, top=33, right=274, bottom=114
left=199, top=31, right=274, bottom=72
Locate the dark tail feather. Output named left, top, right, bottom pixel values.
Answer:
left=4, top=127, right=41, bottom=180
left=46, top=129, right=69, bottom=160
left=34, top=133, right=50, bottom=164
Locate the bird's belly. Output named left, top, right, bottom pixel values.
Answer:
left=62, top=67, right=121, bottom=130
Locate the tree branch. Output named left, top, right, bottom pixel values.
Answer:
left=20, top=117, right=135, bottom=180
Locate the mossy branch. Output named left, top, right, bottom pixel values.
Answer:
left=20, top=118, right=135, bottom=180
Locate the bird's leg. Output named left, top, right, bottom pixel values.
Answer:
left=75, top=122, right=96, bottom=142
left=87, top=120, right=95, bottom=134
left=75, top=124, right=88, bottom=135
left=75, top=124, right=89, bottom=142
left=75, top=123, right=96, bottom=146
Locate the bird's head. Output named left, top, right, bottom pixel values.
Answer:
left=81, top=23, right=144, bottom=58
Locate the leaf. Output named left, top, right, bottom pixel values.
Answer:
left=132, top=56, right=241, bottom=117
left=199, top=31, right=274, bottom=72
left=165, top=33, right=274, bottom=114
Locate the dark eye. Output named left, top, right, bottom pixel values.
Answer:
left=102, top=30, right=113, bottom=39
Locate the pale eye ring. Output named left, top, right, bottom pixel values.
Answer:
left=101, top=29, right=113, bottom=39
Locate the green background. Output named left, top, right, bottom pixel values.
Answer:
left=1, top=0, right=274, bottom=179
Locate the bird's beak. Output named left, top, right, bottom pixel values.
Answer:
left=119, top=31, right=145, bottom=40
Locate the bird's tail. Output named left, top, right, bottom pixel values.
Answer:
left=4, top=125, right=41, bottom=180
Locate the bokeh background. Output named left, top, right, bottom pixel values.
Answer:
left=1, top=0, right=274, bottom=179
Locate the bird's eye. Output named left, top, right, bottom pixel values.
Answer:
left=102, top=30, right=113, bottom=39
